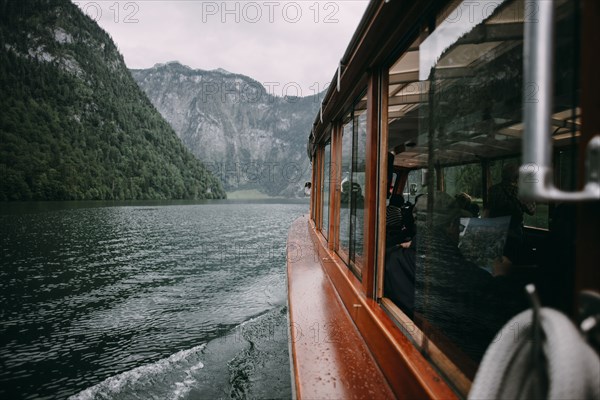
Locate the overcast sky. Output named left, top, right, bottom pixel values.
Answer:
left=73, top=0, right=369, bottom=97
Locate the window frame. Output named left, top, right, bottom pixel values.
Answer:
left=320, top=139, right=332, bottom=240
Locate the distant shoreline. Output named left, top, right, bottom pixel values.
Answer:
left=225, top=189, right=288, bottom=200
left=0, top=197, right=310, bottom=215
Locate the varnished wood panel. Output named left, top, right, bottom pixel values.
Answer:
left=329, top=123, right=343, bottom=252
left=363, top=72, right=381, bottom=298
left=309, top=222, right=457, bottom=399
left=315, top=147, right=322, bottom=232
left=287, top=216, right=395, bottom=399
left=377, top=70, right=390, bottom=300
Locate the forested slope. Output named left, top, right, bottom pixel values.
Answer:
left=0, top=0, right=225, bottom=200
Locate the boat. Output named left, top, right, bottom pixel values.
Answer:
left=286, top=0, right=600, bottom=398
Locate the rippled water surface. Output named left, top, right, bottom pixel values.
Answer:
left=0, top=201, right=307, bottom=399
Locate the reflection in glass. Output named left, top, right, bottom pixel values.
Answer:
left=339, top=120, right=353, bottom=263
left=350, top=111, right=367, bottom=271
left=381, top=0, right=581, bottom=394
left=415, top=0, right=579, bottom=367
left=415, top=1, right=529, bottom=365
left=336, top=104, right=367, bottom=279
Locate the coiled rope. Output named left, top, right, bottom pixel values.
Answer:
left=469, top=308, right=600, bottom=400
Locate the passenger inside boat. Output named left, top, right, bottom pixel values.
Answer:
left=384, top=238, right=416, bottom=318
left=488, top=163, right=536, bottom=265
left=384, top=191, right=416, bottom=317
left=455, top=192, right=480, bottom=218
left=385, top=187, right=520, bottom=358
left=304, top=181, right=311, bottom=196
left=423, top=192, right=528, bottom=357
left=383, top=152, right=412, bottom=314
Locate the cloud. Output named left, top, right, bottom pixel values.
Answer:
left=74, top=0, right=369, bottom=96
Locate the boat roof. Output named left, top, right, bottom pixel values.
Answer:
left=308, top=0, right=581, bottom=168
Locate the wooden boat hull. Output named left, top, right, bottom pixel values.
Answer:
left=287, top=215, right=455, bottom=399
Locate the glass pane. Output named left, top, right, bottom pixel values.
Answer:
left=350, top=110, right=367, bottom=276
left=383, top=0, right=581, bottom=392
left=321, top=142, right=331, bottom=239
left=417, top=1, right=528, bottom=365
left=415, top=0, right=579, bottom=372
left=339, top=119, right=353, bottom=264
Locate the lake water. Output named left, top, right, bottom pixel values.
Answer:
left=0, top=201, right=308, bottom=399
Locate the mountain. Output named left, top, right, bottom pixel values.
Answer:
left=131, top=62, right=321, bottom=197
left=0, top=0, right=225, bottom=201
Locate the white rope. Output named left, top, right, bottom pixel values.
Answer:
left=469, top=308, right=600, bottom=400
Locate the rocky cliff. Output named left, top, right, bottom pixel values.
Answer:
left=131, top=62, right=320, bottom=197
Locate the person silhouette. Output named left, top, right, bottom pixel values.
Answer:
left=488, top=163, right=535, bottom=264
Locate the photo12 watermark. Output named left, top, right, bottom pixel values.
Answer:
left=443, top=1, right=540, bottom=25
left=200, top=1, right=341, bottom=24
left=203, top=161, right=311, bottom=185
left=73, top=1, right=140, bottom=23
left=196, top=80, right=330, bottom=104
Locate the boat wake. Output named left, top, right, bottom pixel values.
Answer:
left=69, top=344, right=207, bottom=400
left=226, top=306, right=291, bottom=400
left=69, top=306, right=291, bottom=400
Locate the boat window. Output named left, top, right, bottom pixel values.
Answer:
left=382, top=0, right=581, bottom=394
left=320, top=141, right=331, bottom=239
left=339, top=113, right=353, bottom=264
left=417, top=0, right=530, bottom=364
left=352, top=106, right=367, bottom=275
left=337, top=94, right=367, bottom=279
